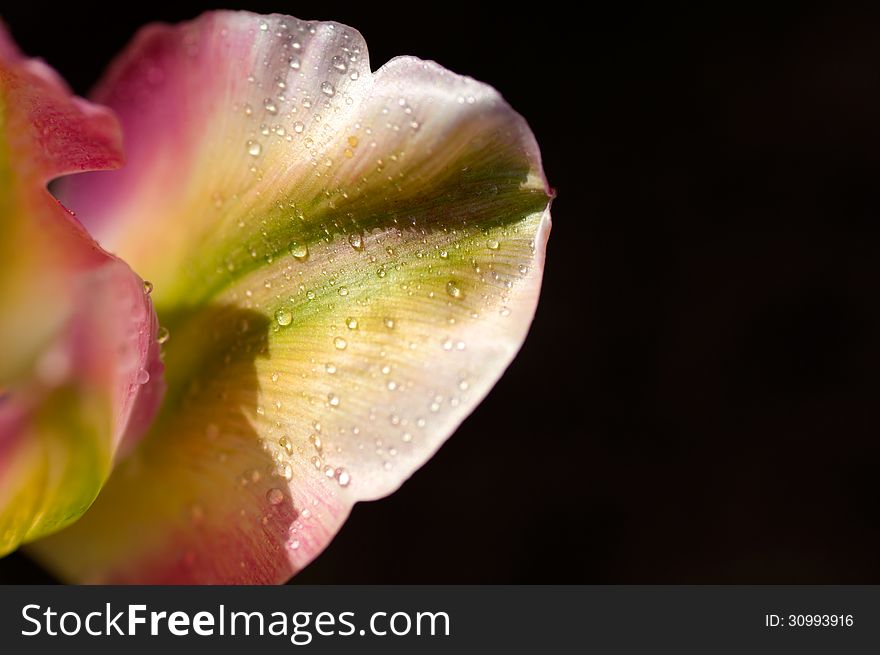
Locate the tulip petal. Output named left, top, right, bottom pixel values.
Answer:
left=0, top=23, right=164, bottom=554
left=35, top=11, right=551, bottom=583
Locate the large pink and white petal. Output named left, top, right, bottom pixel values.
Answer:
left=0, top=23, right=165, bottom=555
left=36, top=11, right=552, bottom=583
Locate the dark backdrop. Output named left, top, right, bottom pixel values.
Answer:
left=2, top=2, right=879, bottom=583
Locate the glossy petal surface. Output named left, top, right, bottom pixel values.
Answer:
left=36, top=11, right=551, bottom=582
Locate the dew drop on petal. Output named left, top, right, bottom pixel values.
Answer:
left=293, top=121, right=305, bottom=134
left=446, top=281, right=462, bottom=298
left=332, top=55, right=347, bottom=71
left=290, top=242, right=309, bottom=260
left=136, top=368, right=150, bottom=385
left=334, top=337, right=347, bottom=350
left=156, top=326, right=170, bottom=344
left=348, top=233, right=364, bottom=250
left=267, top=488, right=284, bottom=505
left=143, top=280, right=154, bottom=295
left=275, top=308, right=293, bottom=326
left=247, top=140, right=262, bottom=157
left=346, top=317, right=358, bottom=329
left=320, top=81, right=335, bottom=96
left=487, top=239, right=500, bottom=250
left=336, top=468, right=351, bottom=487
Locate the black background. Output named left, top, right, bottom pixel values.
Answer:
left=2, top=2, right=879, bottom=583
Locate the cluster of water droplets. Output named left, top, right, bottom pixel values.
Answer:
left=167, top=18, right=545, bottom=556
left=234, top=17, right=366, bottom=183
left=229, top=211, right=538, bottom=507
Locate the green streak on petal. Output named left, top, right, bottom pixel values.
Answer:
left=0, top=386, right=110, bottom=555
left=157, top=121, right=546, bottom=311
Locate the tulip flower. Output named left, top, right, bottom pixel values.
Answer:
left=3, top=10, right=552, bottom=583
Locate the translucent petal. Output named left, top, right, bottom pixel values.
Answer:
left=36, top=12, right=551, bottom=582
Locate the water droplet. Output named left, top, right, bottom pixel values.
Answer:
left=384, top=317, right=395, bottom=329
left=289, top=56, right=301, bottom=70
left=263, top=98, right=278, bottom=114
left=267, top=488, right=284, bottom=505
left=348, top=233, right=364, bottom=250
left=290, top=242, right=309, bottom=260
left=280, top=463, right=293, bottom=480
left=324, top=465, right=336, bottom=478
left=259, top=21, right=269, bottom=31
left=275, top=308, right=293, bottom=326
left=336, top=468, right=351, bottom=487
left=334, top=336, right=347, bottom=350
left=325, top=363, right=337, bottom=374
left=487, top=239, right=500, bottom=250
left=289, top=539, right=300, bottom=550
left=136, top=368, right=150, bottom=385
left=327, top=392, right=340, bottom=407
left=500, top=307, right=511, bottom=317
left=402, top=432, right=413, bottom=442
left=332, top=55, right=347, bottom=71
left=338, top=286, right=349, bottom=297
left=293, top=121, right=305, bottom=133
left=377, top=266, right=387, bottom=278
left=320, top=81, right=335, bottom=96
left=446, top=281, right=462, bottom=298
left=143, top=280, right=153, bottom=295
left=439, top=249, right=448, bottom=259
left=346, top=317, right=358, bottom=329
left=156, top=326, right=170, bottom=344
left=279, top=436, right=293, bottom=455
left=247, top=140, right=262, bottom=157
